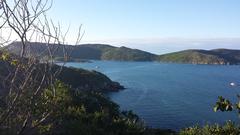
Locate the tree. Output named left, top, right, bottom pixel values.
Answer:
left=0, top=0, right=82, bottom=134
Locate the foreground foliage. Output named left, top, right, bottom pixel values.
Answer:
left=47, top=82, right=144, bottom=135
left=180, top=121, right=240, bottom=135
left=0, top=81, right=175, bottom=135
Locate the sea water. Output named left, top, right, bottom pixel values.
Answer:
left=64, top=61, right=240, bottom=130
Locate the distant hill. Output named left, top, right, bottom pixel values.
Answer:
left=158, top=49, right=240, bottom=65
left=6, top=42, right=156, bottom=61
left=5, top=42, right=240, bottom=65
left=101, top=46, right=156, bottom=61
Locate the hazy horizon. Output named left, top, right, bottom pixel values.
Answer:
left=12, top=37, right=240, bottom=54
left=80, top=37, right=240, bottom=54
left=46, top=0, right=240, bottom=54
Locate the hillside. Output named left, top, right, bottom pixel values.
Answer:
left=101, top=46, right=156, bottom=61
left=5, top=42, right=240, bottom=65
left=56, top=66, right=124, bottom=91
left=0, top=59, right=124, bottom=94
left=6, top=42, right=156, bottom=61
left=157, top=49, right=240, bottom=65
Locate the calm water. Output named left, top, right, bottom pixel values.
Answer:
left=64, top=61, right=240, bottom=130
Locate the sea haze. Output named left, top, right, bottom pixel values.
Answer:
left=64, top=61, right=240, bottom=130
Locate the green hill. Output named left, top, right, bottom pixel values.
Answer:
left=157, top=49, right=240, bottom=65
left=6, top=42, right=156, bottom=61
left=0, top=59, right=123, bottom=94
left=6, top=42, right=240, bottom=65
left=101, top=46, right=156, bottom=61
left=56, top=66, right=124, bottom=91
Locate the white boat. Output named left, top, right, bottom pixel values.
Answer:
left=230, top=82, right=236, bottom=86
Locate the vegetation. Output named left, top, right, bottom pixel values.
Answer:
left=1, top=0, right=240, bottom=135
left=0, top=80, right=176, bottom=135
left=180, top=121, right=240, bottom=135
left=7, top=42, right=240, bottom=65
left=6, top=42, right=156, bottom=62
left=44, top=81, right=174, bottom=135
left=178, top=82, right=240, bottom=135
left=178, top=96, right=240, bottom=135
left=157, top=49, right=240, bottom=65
left=0, top=58, right=123, bottom=93
left=0, top=51, right=178, bottom=135
left=55, top=66, right=124, bottom=91
left=0, top=1, right=173, bottom=134
left=101, top=46, right=156, bottom=61
left=158, top=50, right=225, bottom=65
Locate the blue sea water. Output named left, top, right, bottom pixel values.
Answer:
left=64, top=61, right=240, bottom=130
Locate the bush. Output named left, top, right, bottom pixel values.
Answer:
left=180, top=121, right=240, bottom=135
left=37, top=81, right=146, bottom=135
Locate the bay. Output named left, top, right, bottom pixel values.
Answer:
left=64, top=61, right=240, bottom=130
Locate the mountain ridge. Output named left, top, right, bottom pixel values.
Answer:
left=5, top=41, right=240, bottom=65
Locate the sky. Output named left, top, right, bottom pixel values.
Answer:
left=33, top=0, right=240, bottom=53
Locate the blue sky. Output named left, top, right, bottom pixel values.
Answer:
left=48, top=0, right=240, bottom=54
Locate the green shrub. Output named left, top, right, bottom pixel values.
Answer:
left=180, top=121, right=240, bottom=135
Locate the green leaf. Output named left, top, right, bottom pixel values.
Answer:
left=1, top=53, right=10, bottom=61
left=214, top=106, right=218, bottom=112
left=11, top=59, right=18, bottom=66
left=236, top=102, right=240, bottom=110
left=226, top=105, right=233, bottom=111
